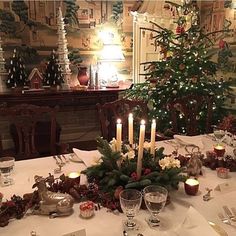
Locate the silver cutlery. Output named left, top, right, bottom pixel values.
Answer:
left=218, top=212, right=232, bottom=225
left=57, top=155, right=65, bottom=165
left=53, top=155, right=60, bottom=165
left=223, top=206, right=236, bottom=222
left=62, top=154, right=69, bottom=163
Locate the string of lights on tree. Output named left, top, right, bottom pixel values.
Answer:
left=126, top=0, right=231, bottom=135
left=43, top=50, right=64, bottom=87
left=6, top=49, right=28, bottom=88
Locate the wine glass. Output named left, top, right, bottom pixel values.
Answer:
left=143, top=185, right=168, bottom=228
left=119, top=189, right=142, bottom=230
left=212, top=126, right=225, bottom=144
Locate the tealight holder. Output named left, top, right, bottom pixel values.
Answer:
left=216, top=167, right=229, bottom=179
left=79, top=201, right=95, bottom=218
left=214, top=144, right=225, bottom=158
left=68, top=172, right=80, bottom=187
left=184, top=178, right=199, bottom=196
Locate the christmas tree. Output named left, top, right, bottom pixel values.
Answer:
left=126, top=0, right=231, bottom=135
left=44, top=51, right=64, bottom=87
left=6, top=49, right=28, bottom=88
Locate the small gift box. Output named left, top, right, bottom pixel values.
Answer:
left=79, top=201, right=95, bottom=218
left=216, top=167, right=229, bottom=179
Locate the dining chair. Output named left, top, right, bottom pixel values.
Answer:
left=96, top=98, right=148, bottom=141
left=166, top=94, right=213, bottom=136
left=0, top=103, right=65, bottom=160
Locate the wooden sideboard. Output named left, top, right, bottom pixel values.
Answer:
left=0, top=87, right=127, bottom=108
left=0, top=86, right=129, bottom=152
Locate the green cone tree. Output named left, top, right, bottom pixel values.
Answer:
left=6, top=49, right=28, bottom=88
left=44, top=51, right=64, bottom=87
left=126, top=1, right=231, bottom=135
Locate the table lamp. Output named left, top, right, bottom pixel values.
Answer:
left=98, top=43, right=125, bottom=88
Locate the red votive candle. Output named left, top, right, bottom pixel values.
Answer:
left=68, top=172, right=80, bottom=186
left=184, top=178, right=199, bottom=196
left=214, top=144, right=225, bottom=157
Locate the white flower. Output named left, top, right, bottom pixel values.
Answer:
left=143, top=141, right=151, bottom=150
left=159, top=155, right=181, bottom=170
left=110, top=138, right=118, bottom=152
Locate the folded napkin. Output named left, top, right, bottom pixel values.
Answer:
left=174, top=135, right=204, bottom=150
left=173, top=206, right=219, bottom=236
left=73, top=148, right=101, bottom=167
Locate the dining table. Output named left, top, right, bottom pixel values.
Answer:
left=0, top=135, right=236, bottom=236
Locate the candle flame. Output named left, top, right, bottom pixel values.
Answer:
left=152, top=119, right=156, bottom=124
left=68, top=172, right=80, bottom=179
left=129, top=113, right=133, bottom=118
left=141, top=119, right=145, bottom=125
left=185, top=178, right=199, bottom=186
left=117, top=119, right=121, bottom=124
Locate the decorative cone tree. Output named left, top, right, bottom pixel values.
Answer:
left=126, top=0, right=231, bottom=135
left=44, top=50, right=64, bottom=87
left=6, top=49, right=28, bottom=88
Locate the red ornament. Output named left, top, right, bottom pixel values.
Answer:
left=131, top=172, right=138, bottom=181
left=143, top=168, right=151, bottom=175
left=176, top=26, right=185, bottom=34
left=219, top=39, right=225, bottom=49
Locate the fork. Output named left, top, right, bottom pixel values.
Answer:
left=223, top=206, right=236, bottom=222
left=218, top=212, right=231, bottom=225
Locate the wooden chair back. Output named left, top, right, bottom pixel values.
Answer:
left=166, top=95, right=213, bottom=135
left=97, top=99, right=148, bottom=141
left=0, top=104, right=59, bottom=159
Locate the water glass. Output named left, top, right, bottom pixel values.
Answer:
left=212, top=126, right=225, bottom=144
left=0, top=157, right=15, bottom=187
left=143, top=185, right=168, bottom=227
left=119, top=189, right=142, bottom=230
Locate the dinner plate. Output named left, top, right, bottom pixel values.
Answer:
left=209, top=221, right=228, bottom=236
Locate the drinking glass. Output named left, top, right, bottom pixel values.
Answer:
left=0, top=157, right=15, bottom=187
left=119, top=189, right=142, bottom=230
left=143, top=185, right=168, bottom=227
left=212, top=126, right=225, bottom=144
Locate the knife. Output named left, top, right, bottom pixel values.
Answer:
left=223, top=205, right=236, bottom=222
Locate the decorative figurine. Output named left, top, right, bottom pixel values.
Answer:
left=203, top=188, right=213, bottom=201
left=186, top=148, right=203, bottom=177
left=32, top=175, right=74, bottom=217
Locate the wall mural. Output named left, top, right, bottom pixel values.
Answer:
left=0, top=0, right=235, bottom=92
left=0, top=0, right=133, bottom=86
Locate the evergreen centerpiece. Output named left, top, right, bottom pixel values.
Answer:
left=43, top=50, right=64, bottom=87
left=82, top=137, right=186, bottom=195
left=6, top=49, right=28, bottom=89
left=126, top=1, right=231, bottom=135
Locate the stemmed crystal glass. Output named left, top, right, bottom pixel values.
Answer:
left=119, top=189, right=142, bottom=230
left=143, top=185, right=168, bottom=228
left=212, top=125, right=226, bottom=144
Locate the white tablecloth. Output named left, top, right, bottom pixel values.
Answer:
left=1, top=136, right=236, bottom=236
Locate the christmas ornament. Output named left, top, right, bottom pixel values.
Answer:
left=179, top=63, right=185, bottom=70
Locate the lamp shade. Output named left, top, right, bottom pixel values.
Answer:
left=98, top=44, right=125, bottom=62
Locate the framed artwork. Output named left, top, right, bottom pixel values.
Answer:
left=78, top=9, right=89, bottom=21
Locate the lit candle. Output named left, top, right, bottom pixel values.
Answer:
left=116, top=119, right=122, bottom=152
left=137, top=120, right=146, bottom=180
left=128, top=113, right=133, bottom=145
left=68, top=172, right=80, bottom=186
left=184, top=178, right=199, bottom=196
left=214, top=144, right=225, bottom=157
left=68, top=172, right=80, bottom=179
left=150, top=119, right=156, bottom=156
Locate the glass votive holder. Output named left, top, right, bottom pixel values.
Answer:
left=216, top=167, right=229, bottom=179
left=0, top=157, right=15, bottom=187
left=184, top=178, right=199, bottom=196
left=79, top=201, right=95, bottom=219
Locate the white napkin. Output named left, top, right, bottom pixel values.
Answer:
left=73, top=148, right=101, bottom=167
left=174, top=135, right=204, bottom=150
left=173, top=206, right=219, bottom=236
